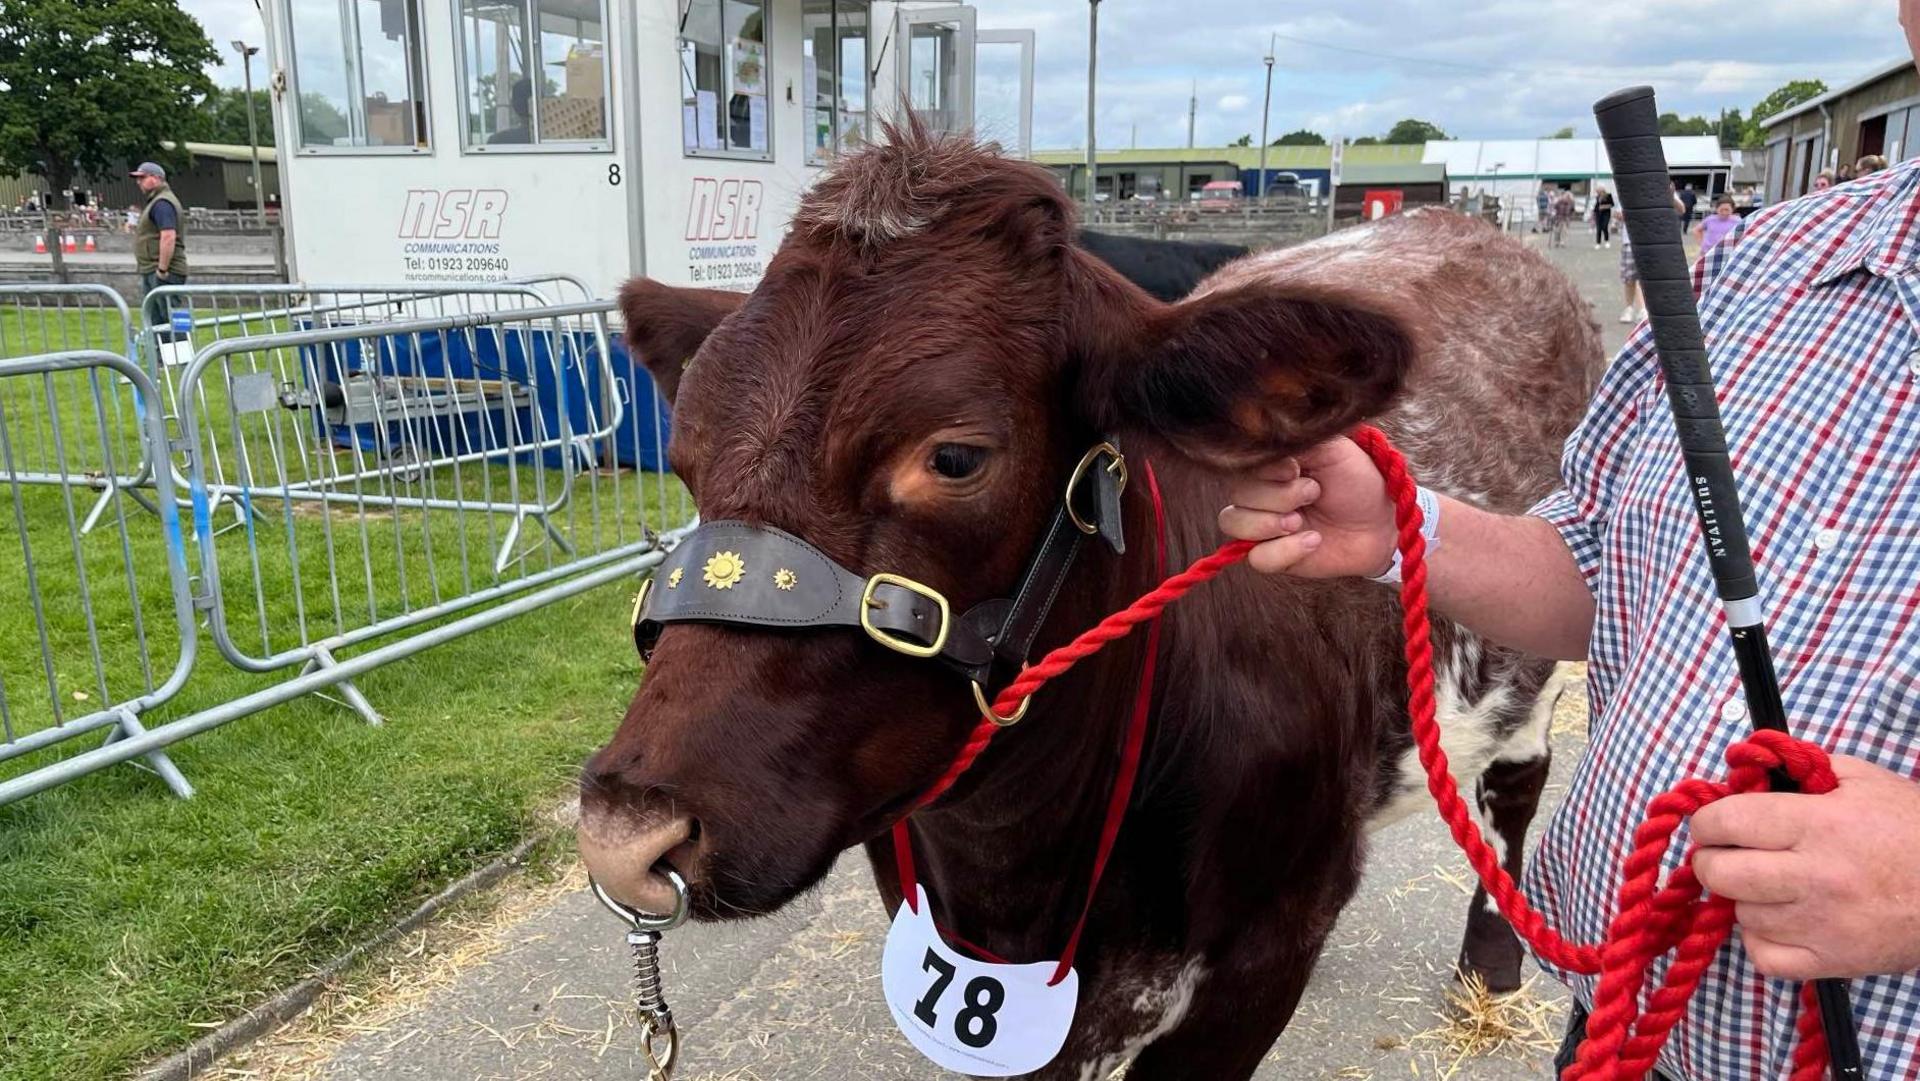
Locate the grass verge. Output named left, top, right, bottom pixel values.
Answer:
left=0, top=575, right=644, bottom=1081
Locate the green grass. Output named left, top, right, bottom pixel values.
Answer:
left=0, top=303, right=693, bottom=1079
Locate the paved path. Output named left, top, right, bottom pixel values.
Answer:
left=216, top=233, right=1643, bottom=1081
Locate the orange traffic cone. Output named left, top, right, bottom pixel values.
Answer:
left=62, top=234, right=76, bottom=254
left=83, top=234, right=96, bottom=252
left=33, top=235, right=46, bottom=254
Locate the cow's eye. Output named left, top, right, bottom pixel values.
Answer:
left=929, top=443, right=989, bottom=480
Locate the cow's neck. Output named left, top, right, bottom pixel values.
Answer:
left=902, top=453, right=1193, bottom=963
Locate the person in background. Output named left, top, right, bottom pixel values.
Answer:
left=1536, top=186, right=1552, bottom=233
left=1695, top=195, right=1741, bottom=250
left=1615, top=204, right=1643, bottom=324
left=1592, top=186, right=1615, bottom=249
left=1859, top=153, right=1890, bottom=175
left=1678, top=181, right=1698, bottom=230
left=1838, top=163, right=1858, bottom=183
left=130, top=161, right=188, bottom=301
left=124, top=203, right=140, bottom=233
left=1814, top=169, right=1836, bottom=192
left=488, top=78, right=534, bottom=145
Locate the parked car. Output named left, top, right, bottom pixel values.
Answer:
left=1194, top=180, right=1244, bottom=209
left=1264, top=172, right=1303, bottom=198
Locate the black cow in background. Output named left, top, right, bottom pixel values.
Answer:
left=1075, top=229, right=1250, bottom=302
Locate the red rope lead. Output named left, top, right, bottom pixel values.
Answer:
left=902, top=426, right=1841, bottom=1079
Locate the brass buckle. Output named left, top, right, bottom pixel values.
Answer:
left=629, top=576, right=654, bottom=657
left=860, top=573, right=951, bottom=659
left=1065, top=442, right=1128, bottom=535
left=971, top=678, right=1032, bottom=727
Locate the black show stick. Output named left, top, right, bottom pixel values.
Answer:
left=1593, top=85, right=1864, bottom=1079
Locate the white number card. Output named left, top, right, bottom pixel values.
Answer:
left=881, top=886, right=1080, bottom=1077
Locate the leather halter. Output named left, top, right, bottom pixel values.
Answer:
left=631, top=443, right=1129, bottom=724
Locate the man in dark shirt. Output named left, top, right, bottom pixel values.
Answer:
left=130, top=161, right=188, bottom=296
left=1677, top=182, right=1698, bottom=230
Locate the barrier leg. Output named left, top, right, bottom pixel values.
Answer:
left=299, top=644, right=383, bottom=726
left=100, top=710, right=195, bottom=799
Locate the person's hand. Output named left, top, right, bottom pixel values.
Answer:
left=1217, top=436, right=1398, bottom=578
left=1692, top=755, right=1920, bottom=980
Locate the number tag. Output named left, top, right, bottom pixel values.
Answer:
left=881, top=886, right=1079, bottom=1077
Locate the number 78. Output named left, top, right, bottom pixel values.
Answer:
left=914, top=949, right=1006, bottom=1049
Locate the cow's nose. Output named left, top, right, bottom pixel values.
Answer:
left=577, top=803, right=700, bottom=917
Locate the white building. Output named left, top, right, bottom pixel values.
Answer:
left=1423, top=137, right=1733, bottom=222
left=255, top=0, right=1036, bottom=296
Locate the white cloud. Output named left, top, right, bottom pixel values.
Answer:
left=1217, top=94, right=1250, bottom=111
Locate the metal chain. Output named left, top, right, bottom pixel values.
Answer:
left=591, top=871, right=691, bottom=1081
left=628, top=927, right=676, bottom=1080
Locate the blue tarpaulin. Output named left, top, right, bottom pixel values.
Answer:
left=298, top=327, right=672, bottom=472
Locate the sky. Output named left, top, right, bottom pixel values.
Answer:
left=181, top=0, right=1901, bottom=150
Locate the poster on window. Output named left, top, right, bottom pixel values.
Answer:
left=748, top=95, right=768, bottom=151
left=696, top=90, right=722, bottom=150
left=731, top=39, right=766, bottom=97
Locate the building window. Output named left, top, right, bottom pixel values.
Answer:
left=290, top=0, right=430, bottom=149
left=456, top=0, right=609, bottom=150
left=801, top=0, right=869, bottom=165
left=680, top=0, right=771, bottom=158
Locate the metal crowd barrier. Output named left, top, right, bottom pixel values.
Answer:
left=0, top=285, right=156, bottom=534
left=0, top=350, right=198, bottom=796
left=0, top=293, right=694, bottom=804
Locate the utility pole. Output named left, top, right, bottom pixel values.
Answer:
left=231, top=40, right=267, bottom=229
left=1187, top=80, right=1197, bottom=148
left=1257, top=34, right=1275, bottom=199
left=1085, top=0, right=1100, bottom=212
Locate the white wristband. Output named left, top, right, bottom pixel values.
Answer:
left=1368, top=486, right=1441, bottom=586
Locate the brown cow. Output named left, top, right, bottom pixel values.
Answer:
left=580, top=124, right=1601, bottom=1079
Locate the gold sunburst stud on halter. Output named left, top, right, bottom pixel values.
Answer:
left=667, top=568, right=683, bottom=589
left=773, top=568, right=798, bottom=591
left=702, top=551, right=746, bottom=590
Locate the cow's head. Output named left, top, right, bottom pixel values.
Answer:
left=579, top=124, right=1417, bottom=919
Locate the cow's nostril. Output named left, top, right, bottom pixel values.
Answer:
left=577, top=809, right=697, bottom=917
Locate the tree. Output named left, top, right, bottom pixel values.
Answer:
left=1382, top=118, right=1450, bottom=144
left=1229, top=133, right=1253, bottom=147
left=196, top=87, right=275, bottom=147
left=1750, top=79, right=1828, bottom=125
left=1273, top=129, right=1326, bottom=146
left=1349, top=136, right=1381, bottom=146
left=1717, top=108, right=1750, bottom=149
left=0, top=0, right=219, bottom=279
left=1658, top=111, right=1716, bottom=137
left=1545, top=126, right=1576, bottom=139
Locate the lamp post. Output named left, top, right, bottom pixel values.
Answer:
left=230, top=40, right=267, bottom=229
left=1256, top=35, right=1275, bottom=200
left=1085, top=0, right=1100, bottom=213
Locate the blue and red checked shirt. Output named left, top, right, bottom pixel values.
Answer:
left=1528, top=157, right=1920, bottom=1080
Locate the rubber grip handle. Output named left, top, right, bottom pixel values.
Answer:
left=1593, top=86, right=1759, bottom=604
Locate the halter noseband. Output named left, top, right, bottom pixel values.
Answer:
left=631, top=442, right=1129, bottom=723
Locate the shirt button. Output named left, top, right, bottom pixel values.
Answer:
left=1908, top=348, right=1920, bottom=375
left=1720, top=698, right=1747, bottom=722
left=1814, top=527, right=1842, bottom=551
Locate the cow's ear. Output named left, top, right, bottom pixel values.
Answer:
left=617, top=278, right=747, bottom=404
left=1071, top=257, right=1417, bottom=467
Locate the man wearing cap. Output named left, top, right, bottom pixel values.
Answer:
left=130, top=162, right=189, bottom=295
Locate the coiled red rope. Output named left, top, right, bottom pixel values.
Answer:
left=908, top=424, right=1841, bottom=1079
